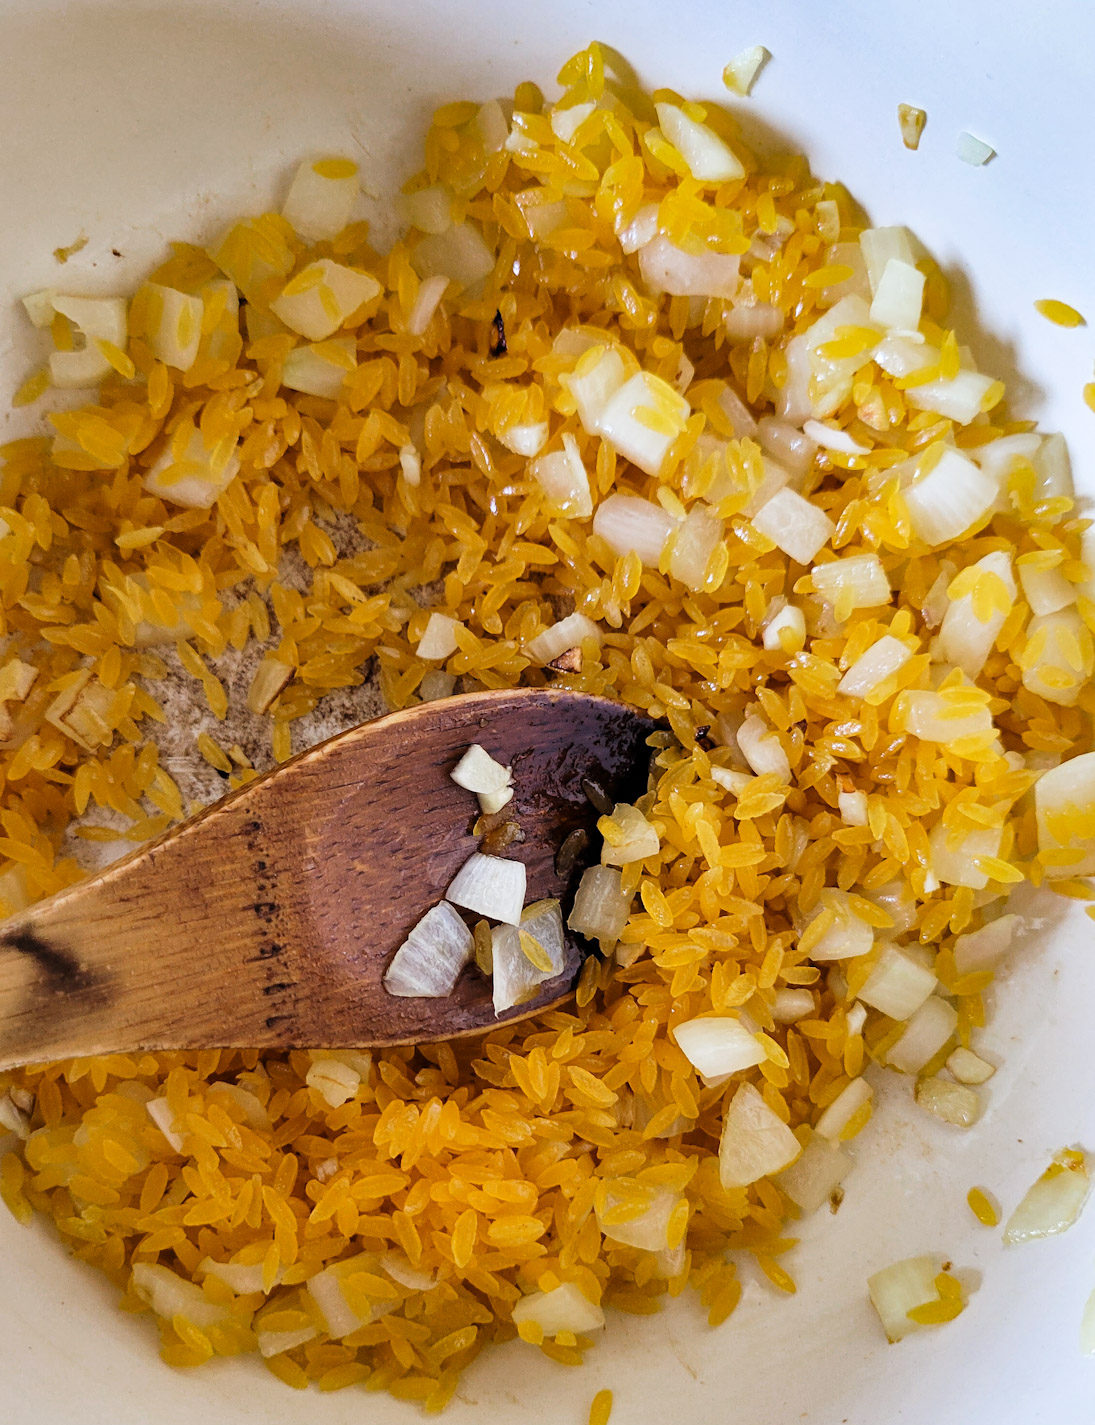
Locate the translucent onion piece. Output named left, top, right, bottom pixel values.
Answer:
left=401, top=185, right=452, bottom=235
left=737, top=713, right=790, bottom=779
left=446, top=852, right=526, bottom=926
left=142, top=283, right=204, bottom=371
left=654, top=102, right=745, bottom=183
left=406, top=274, right=449, bottom=336
left=929, top=821, right=1002, bottom=890
left=1031, top=431, right=1073, bottom=499
left=956, top=131, right=995, bottom=166
left=550, top=98, right=595, bottom=144
left=857, top=944, right=937, bottom=1020
left=751, top=488, right=835, bottom=565
left=594, top=370, right=690, bottom=477
left=770, top=988, right=815, bottom=1024
left=0, top=1093, right=30, bottom=1140
left=719, top=1082, right=801, bottom=1189
left=491, top=920, right=552, bottom=1016
left=1003, top=1151, right=1091, bottom=1245
left=904, top=448, right=997, bottom=545
left=867, top=1255, right=945, bottom=1343
left=306, top=1058, right=361, bottom=1108
left=668, top=504, right=724, bottom=591
left=379, top=1252, right=437, bottom=1292
left=803, top=888, right=873, bottom=961
left=562, top=343, right=629, bottom=431
left=450, top=744, right=511, bottom=795
left=567, top=864, right=631, bottom=951
left=762, top=603, right=806, bottom=652
left=47, top=293, right=128, bottom=389
left=837, top=789, right=868, bottom=825
left=307, top=1257, right=390, bottom=1337
left=915, top=1075, right=982, bottom=1128
left=724, top=301, right=784, bottom=343
left=869, top=258, right=925, bottom=331
left=936, top=550, right=1016, bottom=678
left=638, top=233, right=740, bottom=299
left=898, top=105, right=927, bottom=151
left=901, top=688, right=997, bottom=747
left=1035, top=753, right=1095, bottom=877
left=281, top=336, right=357, bottom=399
left=814, top=1076, right=873, bottom=1142
left=802, top=294, right=880, bottom=417
left=1020, top=607, right=1094, bottom=707
left=418, top=669, right=456, bottom=702
left=383, top=902, right=474, bottom=997
left=417, top=612, right=462, bottom=660
left=802, top=419, right=870, bottom=456
left=599, top=802, right=660, bottom=867
left=811, top=553, right=891, bottom=613
left=776, top=1130, right=852, bottom=1214
left=200, top=1256, right=281, bottom=1296
left=945, top=1047, right=996, bottom=1085
left=475, top=100, right=510, bottom=154
left=132, top=1263, right=228, bottom=1330
left=971, top=431, right=1041, bottom=483
left=282, top=156, right=359, bottom=241
left=674, top=1015, right=765, bottom=1081
left=144, top=424, right=241, bottom=510
left=256, top=1324, right=319, bottom=1358
left=530, top=434, right=593, bottom=518
left=413, top=221, right=495, bottom=291
left=838, top=633, right=913, bottom=699
left=524, top=611, right=601, bottom=666
left=596, top=1180, right=683, bottom=1250
left=1018, top=559, right=1075, bottom=616
left=858, top=227, right=917, bottom=293
left=146, top=1096, right=184, bottom=1152
left=873, top=331, right=934, bottom=379
left=756, top=416, right=817, bottom=476
left=512, top=1281, right=605, bottom=1339
left=271, top=259, right=381, bottom=342
left=593, top=492, right=677, bottom=564
left=617, top=203, right=660, bottom=255
left=498, top=421, right=548, bottom=457
left=722, top=44, right=770, bottom=96
left=906, top=369, right=997, bottom=425
left=887, top=997, right=958, bottom=1074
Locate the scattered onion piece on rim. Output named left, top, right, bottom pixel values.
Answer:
left=1002, top=1150, right=1091, bottom=1244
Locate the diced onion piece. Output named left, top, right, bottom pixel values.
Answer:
left=906, top=368, right=998, bottom=425
left=956, top=131, right=995, bottom=166
left=617, top=203, right=660, bottom=255
left=419, top=669, right=456, bottom=702
left=596, top=1180, right=682, bottom=1250
left=530, top=434, right=592, bottom=517
left=524, top=611, right=601, bottom=666
left=132, top=1263, right=227, bottom=1330
left=777, top=1130, right=852, bottom=1214
left=498, top=421, right=548, bottom=457
left=21, top=289, right=55, bottom=328
left=901, top=688, right=997, bottom=748
left=1019, top=607, right=1094, bottom=707
left=724, top=300, right=784, bottom=343
left=710, top=766, right=752, bottom=796
left=599, top=803, right=659, bottom=867
left=1031, top=431, right=1073, bottom=500
left=550, top=99, right=596, bottom=143
left=936, top=551, right=1016, bottom=678
left=562, top=343, right=629, bottom=432
left=838, top=788, right=868, bottom=825
left=306, top=1057, right=361, bottom=1108
left=837, top=634, right=913, bottom=700
left=0, top=1093, right=30, bottom=1140
left=905, top=448, right=997, bottom=545
left=638, top=234, right=740, bottom=299
left=142, top=283, right=204, bottom=371
left=446, top=852, right=525, bottom=926
left=869, top=258, right=925, bottom=331
left=247, top=656, right=293, bottom=716
left=144, top=423, right=240, bottom=509
left=281, top=336, right=357, bottom=399
left=379, top=1252, right=437, bottom=1292
left=0, top=658, right=38, bottom=704
left=1018, top=559, right=1074, bottom=617
left=1003, top=1151, right=1090, bottom=1245
left=271, top=260, right=381, bottom=342
left=971, top=431, right=1041, bottom=482
left=257, top=1324, right=319, bottom=1358
left=756, top=416, right=817, bottom=477
left=200, top=1256, right=280, bottom=1295
left=568, top=864, right=631, bottom=951
left=413, top=221, right=495, bottom=291
left=654, top=102, right=745, bottom=183
left=737, top=713, right=790, bottom=780
left=492, top=901, right=565, bottom=1015
left=723, top=44, right=770, bottom=96
left=417, top=612, right=462, bottom=660
left=399, top=444, right=421, bottom=486
left=898, top=104, right=927, bottom=150
left=719, top=1082, right=801, bottom=1189
left=873, top=331, right=934, bottom=379
left=803, top=889, right=873, bottom=961
left=752, top=488, right=835, bottom=565
left=593, top=492, right=676, bottom=564
left=282, top=156, right=359, bottom=240
left=868, top=1256, right=945, bottom=1343
left=802, top=420, right=870, bottom=456
left=1035, top=753, right=1095, bottom=877
left=946, top=1047, right=996, bottom=1085
left=475, top=100, right=510, bottom=154
left=307, top=1256, right=391, bottom=1337
left=762, top=603, right=806, bottom=652
left=407, top=274, right=449, bottom=336
left=48, top=294, right=129, bottom=388
left=857, top=945, right=937, bottom=1020
left=477, top=786, right=513, bottom=815
left=451, top=744, right=511, bottom=796
left=674, top=1015, right=764, bottom=1082
left=800, top=294, right=880, bottom=416
left=915, top=1075, right=981, bottom=1128
left=771, top=988, right=814, bottom=1024
left=512, top=1282, right=605, bottom=1340
left=929, top=821, right=1003, bottom=890
left=145, top=1097, right=184, bottom=1151
left=402, top=184, right=452, bottom=235
left=383, top=902, right=474, bottom=997
left=717, top=383, right=758, bottom=439
left=594, top=370, right=690, bottom=477
left=811, top=554, right=890, bottom=613
left=858, top=227, right=916, bottom=294
left=887, top=996, right=958, bottom=1074
left=815, top=1076, right=873, bottom=1142
left=668, top=505, right=724, bottom=591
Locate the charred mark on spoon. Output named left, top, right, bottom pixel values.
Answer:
left=1, top=925, right=110, bottom=1002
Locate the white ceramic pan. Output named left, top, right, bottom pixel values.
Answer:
left=1, top=2, right=1093, bottom=1421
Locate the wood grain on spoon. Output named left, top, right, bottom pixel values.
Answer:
left=0, top=690, right=654, bottom=1071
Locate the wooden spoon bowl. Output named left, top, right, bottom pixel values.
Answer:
left=0, top=690, right=654, bottom=1070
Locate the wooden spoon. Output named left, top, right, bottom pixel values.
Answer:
left=0, top=689, right=654, bottom=1071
